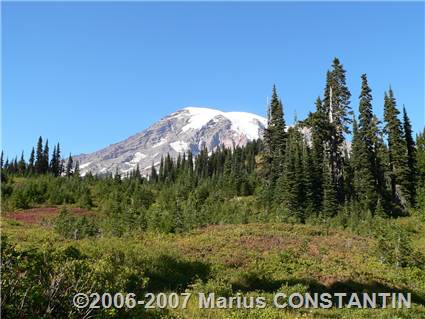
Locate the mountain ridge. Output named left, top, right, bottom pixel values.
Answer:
left=75, top=107, right=267, bottom=176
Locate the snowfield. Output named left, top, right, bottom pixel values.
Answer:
left=182, top=107, right=266, bottom=140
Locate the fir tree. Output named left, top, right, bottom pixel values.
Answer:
left=57, top=143, right=63, bottom=175
left=267, top=86, right=286, bottom=156
left=322, top=157, right=338, bottom=218
left=383, top=88, right=410, bottom=208
left=43, top=140, right=49, bottom=174
left=352, top=117, right=375, bottom=211
left=275, top=127, right=304, bottom=222
left=342, top=147, right=354, bottom=204
left=176, top=154, right=182, bottom=172
left=159, top=157, right=164, bottom=182
left=50, top=143, right=62, bottom=176
left=307, top=97, right=327, bottom=210
left=187, top=150, right=194, bottom=174
left=150, top=163, right=158, bottom=183
left=50, top=145, right=58, bottom=175
left=74, top=161, right=80, bottom=177
left=12, top=157, right=18, bottom=174
left=302, top=143, right=317, bottom=217
left=322, top=58, right=352, bottom=203
left=164, top=153, right=174, bottom=182
left=35, top=136, right=44, bottom=174
left=416, top=129, right=425, bottom=186
left=66, top=154, right=73, bottom=177
left=352, top=75, right=380, bottom=212
left=133, top=164, right=142, bottom=182
left=263, top=85, right=287, bottom=205
left=18, top=151, right=26, bottom=176
left=28, top=147, right=35, bottom=175
left=114, top=167, right=121, bottom=183
left=402, top=106, right=416, bottom=205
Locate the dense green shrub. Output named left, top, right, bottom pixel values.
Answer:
left=374, top=218, right=424, bottom=268
left=54, top=208, right=99, bottom=239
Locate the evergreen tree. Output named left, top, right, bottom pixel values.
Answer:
left=114, top=167, right=121, bottom=183
left=307, top=97, right=328, bottom=210
left=35, top=136, right=44, bottom=174
left=383, top=88, right=410, bottom=208
left=12, top=157, right=18, bottom=174
left=150, top=163, right=158, bottom=183
left=18, top=152, right=26, bottom=176
left=0, top=151, right=3, bottom=170
left=352, top=117, right=375, bottom=211
left=342, top=147, right=354, bottom=204
left=263, top=85, right=287, bottom=205
left=267, top=86, right=286, bottom=156
left=176, top=154, right=182, bottom=172
left=402, top=106, right=417, bottom=205
left=352, top=75, right=380, bottom=212
left=28, top=148, right=35, bottom=175
left=195, top=148, right=209, bottom=180
left=415, top=129, right=425, bottom=210
left=43, top=140, right=49, bottom=174
left=417, top=129, right=425, bottom=186
left=57, top=143, right=63, bottom=176
left=164, top=153, right=174, bottom=182
left=275, top=127, right=305, bottom=222
left=187, top=150, right=194, bottom=175
left=322, top=58, right=352, bottom=203
left=66, top=154, right=73, bottom=177
left=50, top=143, right=61, bottom=176
left=302, top=143, right=317, bottom=217
left=74, top=161, right=80, bottom=177
left=133, top=164, right=142, bottom=182
left=50, top=145, right=57, bottom=175
left=158, top=157, right=164, bottom=182
left=322, top=157, right=338, bottom=218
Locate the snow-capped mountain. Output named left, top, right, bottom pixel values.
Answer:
left=75, top=107, right=267, bottom=176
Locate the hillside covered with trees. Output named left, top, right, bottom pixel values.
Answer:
left=2, top=58, right=424, bottom=227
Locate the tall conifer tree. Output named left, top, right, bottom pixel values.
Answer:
left=18, top=151, right=26, bottom=176
left=35, top=136, right=43, bottom=174
left=43, top=140, right=49, bottom=174
left=66, top=154, right=74, bottom=177
left=28, top=147, right=35, bottom=175
left=402, top=106, right=416, bottom=205
left=322, top=58, right=352, bottom=203
left=416, top=129, right=425, bottom=187
left=352, top=74, right=380, bottom=212
left=322, top=157, right=338, bottom=218
left=383, top=88, right=410, bottom=207
left=263, top=85, right=286, bottom=204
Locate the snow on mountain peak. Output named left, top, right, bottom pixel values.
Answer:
left=181, top=106, right=267, bottom=139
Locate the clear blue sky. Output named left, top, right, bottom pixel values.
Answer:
left=2, top=2, right=424, bottom=160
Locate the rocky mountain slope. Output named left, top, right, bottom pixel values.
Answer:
left=75, top=107, right=267, bottom=176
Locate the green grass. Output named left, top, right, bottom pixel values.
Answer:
left=2, top=213, right=425, bottom=318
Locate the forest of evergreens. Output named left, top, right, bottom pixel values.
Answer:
left=2, top=58, right=424, bottom=232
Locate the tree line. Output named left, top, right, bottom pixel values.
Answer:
left=1, top=137, right=79, bottom=178
left=1, top=58, right=424, bottom=232
left=261, top=58, right=422, bottom=221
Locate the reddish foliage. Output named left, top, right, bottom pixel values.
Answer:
left=4, top=207, right=93, bottom=224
